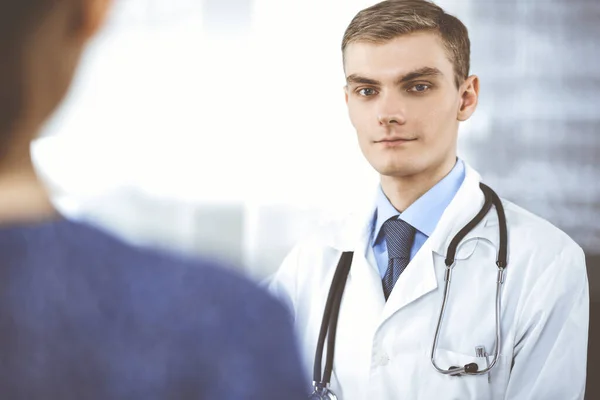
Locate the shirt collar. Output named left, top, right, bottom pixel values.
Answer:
left=371, top=158, right=466, bottom=245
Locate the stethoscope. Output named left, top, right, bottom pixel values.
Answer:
left=309, top=183, right=508, bottom=400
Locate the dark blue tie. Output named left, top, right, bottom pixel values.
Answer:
left=382, top=218, right=416, bottom=300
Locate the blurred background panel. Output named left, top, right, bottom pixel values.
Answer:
left=32, top=0, right=598, bottom=396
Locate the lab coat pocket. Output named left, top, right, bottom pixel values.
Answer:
left=420, top=348, right=494, bottom=400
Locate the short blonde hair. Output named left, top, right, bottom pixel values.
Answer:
left=342, top=0, right=470, bottom=87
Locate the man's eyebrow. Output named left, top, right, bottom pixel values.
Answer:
left=345, top=74, right=381, bottom=86
left=345, top=67, right=443, bottom=86
left=395, top=67, right=443, bottom=84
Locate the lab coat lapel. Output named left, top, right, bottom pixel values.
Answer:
left=325, top=197, right=386, bottom=318
left=380, top=238, right=438, bottom=322
left=345, top=246, right=387, bottom=334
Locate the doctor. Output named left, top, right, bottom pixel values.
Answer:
left=268, top=0, right=589, bottom=399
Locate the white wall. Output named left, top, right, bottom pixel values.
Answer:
left=32, top=0, right=600, bottom=280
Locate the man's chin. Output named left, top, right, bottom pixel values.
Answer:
left=376, top=165, right=422, bottom=179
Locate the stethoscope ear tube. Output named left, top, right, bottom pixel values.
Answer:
left=313, top=252, right=354, bottom=387
left=482, top=183, right=508, bottom=270
left=445, top=184, right=493, bottom=267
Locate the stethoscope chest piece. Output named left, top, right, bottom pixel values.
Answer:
left=309, top=384, right=338, bottom=400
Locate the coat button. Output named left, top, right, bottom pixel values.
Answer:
left=377, top=353, right=390, bottom=366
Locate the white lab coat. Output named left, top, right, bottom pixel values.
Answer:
left=267, top=163, right=589, bottom=400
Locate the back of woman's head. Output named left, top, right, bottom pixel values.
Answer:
left=0, top=1, right=51, bottom=143
left=0, top=0, right=110, bottom=158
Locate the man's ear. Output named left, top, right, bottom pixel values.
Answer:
left=457, top=75, right=480, bottom=122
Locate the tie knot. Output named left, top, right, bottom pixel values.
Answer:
left=383, top=218, right=416, bottom=259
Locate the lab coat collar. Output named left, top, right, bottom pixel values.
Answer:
left=324, top=162, right=500, bottom=256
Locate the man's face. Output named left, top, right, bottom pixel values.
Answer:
left=344, top=32, right=476, bottom=179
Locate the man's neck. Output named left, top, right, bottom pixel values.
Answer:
left=380, top=158, right=457, bottom=213
left=0, top=155, right=58, bottom=226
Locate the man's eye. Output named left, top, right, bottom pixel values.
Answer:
left=357, top=88, right=377, bottom=97
left=409, top=84, right=431, bottom=93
